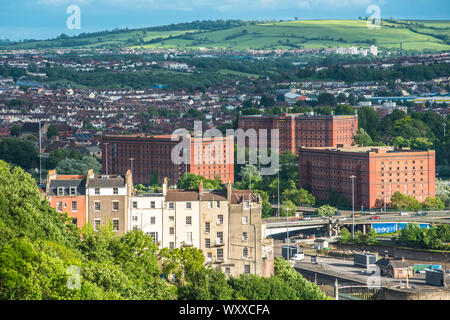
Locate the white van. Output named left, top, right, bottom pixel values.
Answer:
left=399, top=212, right=409, bottom=216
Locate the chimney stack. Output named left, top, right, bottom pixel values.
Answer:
left=163, top=177, right=168, bottom=196
left=227, top=180, right=232, bottom=204
left=199, top=180, right=203, bottom=196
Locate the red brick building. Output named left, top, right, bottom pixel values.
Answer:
left=238, top=113, right=358, bottom=155
left=298, top=146, right=436, bottom=209
left=102, top=134, right=234, bottom=185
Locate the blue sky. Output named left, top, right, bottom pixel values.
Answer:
left=0, top=0, right=449, bottom=41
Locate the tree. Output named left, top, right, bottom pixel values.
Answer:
left=354, top=128, right=373, bottom=146
left=45, top=148, right=82, bottom=170
left=150, top=169, right=159, bottom=186
left=46, top=125, right=59, bottom=139
left=239, top=164, right=261, bottom=189
left=280, top=200, right=296, bottom=217
left=0, top=137, right=38, bottom=171
left=317, top=93, right=336, bottom=107
left=334, top=104, right=354, bottom=115
left=390, top=191, right=421, bottom=211
left=282, top=188, right=315, bottom=206
left=340, top=227, right=352, bottom=243
left=317, top=205, right=337, bottom=217
left=10, top=125, right=20, bottom=137
left=421, top=197, right=444, bottom=210
left=177, top=173, right=222, bottom=191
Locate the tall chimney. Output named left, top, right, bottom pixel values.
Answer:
left=227, top=180, right=232, bottom=204
left=199, top=179, right=203, bottom=196
left=163, top=177, right=168, bottom=196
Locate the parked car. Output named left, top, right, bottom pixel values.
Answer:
left=352, top=213, right=360, bottom=218
left=399, top=212, right=409, bottom=216
left=370, top=216, right=381, bottom=220
left=303, top=217, right=311, bottom=221
left=334, top=211, right=341, bottom=216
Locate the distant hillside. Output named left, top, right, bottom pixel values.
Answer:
left=2, top=19, right=450, bottom=51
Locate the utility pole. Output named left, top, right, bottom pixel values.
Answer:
left=350, top=175, right=356, bottom=239
left=104, top=142, right=109, bottom=175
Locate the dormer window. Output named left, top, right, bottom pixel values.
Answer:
left=70, top=187, right=76, bottom=196
left=57, top=187, right=64, bottom=196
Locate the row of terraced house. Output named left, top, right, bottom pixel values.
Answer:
left=45, top=169, right=274, bottom=278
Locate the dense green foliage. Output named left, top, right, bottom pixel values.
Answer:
left=0, top=160, right=328, bottom=300
left=390, top=191, right=444, bottom=211
left=358, top=108, right=450, bottom=176
left=177, top=173, right=223, bottom=190
left=396, top=224, right=450, bottom=250
left=55, top=156, right=101, bottom=175
left=0, top=137, right=39, bottom=171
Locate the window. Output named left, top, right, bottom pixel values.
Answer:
left=112, top=201, right=119, bottom=211
left=94, top=219, right=100, bottom=231
left=95, top=188, right=100, bottom=195
left=186, top=216, right=192, bottom=225
left=112, top=219, right=119, bottom=231
left=169, top=242, right=175, bottom=249
left=217, top=215, right=223, bottom=225
left=72, top=218, right=77, bottom=226
left=242, top=232, right=248, bottom=242
left=150, top=216, right=156, bottom=225
left=243, top=247, right=248, bottom=258
left=243, top=200, right=250, bottom=209
left=151, top=201, right=155, bottom=209
left=169, top=216, right=174, bottom=222
left=148, top=232, right=158, bottom=244
left=244, top=265, right=250, bottom=274
left=186, top=202, right=192, bottom=209
left=217, top=248, right=223, bottom=261
left=132, top=226, right=138, bottom=231
left=205, top=222, right=210, bottom=234
left=208, top=201, right=213, bottom=208
left=94, top=201, right=101, bottom=211
left=70, top=187, right=76, bottom=196
left=186, top=232, right=192, bottom=244
left=132, top=215, right=138, bottom=221
left=168, top=202, right=174, bottom=209
left=71, top=201, right=78, bottom=212
left=113, top=187, right=118, bottom=195
left=57, top=187, right=64, bottom=196
left=216, top=201, right=220, bottom=208
left=205, top=238, right=211, bottom=248
left=133, top=201, right=138, bottom=209
left=225, top=268, right=231, bottom=276
left=217, top=232, right=223, bottom=245
left=57, top=201, right=63, bottom=212
left=169, top=227, right=174, bottom=235
left=242, top=216, right=248, bottom=225
left=207, top=252, right=212, bottom=262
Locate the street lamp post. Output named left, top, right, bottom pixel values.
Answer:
left=350, top=175, right=356, bottom=239
left=443, top=123, right=447, bottom=137
left=277, top=164, right=280, bottom=220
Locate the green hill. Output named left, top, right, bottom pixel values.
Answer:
left=2, top=19, right=450, bottom=51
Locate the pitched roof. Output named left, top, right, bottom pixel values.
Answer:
left=165, top=190, right=199, bottom=201
left=88, top=175, right=125, bottom=188
left=231, top=190, right=258, bottom=204
left=200, top=190, right=227, bottom=201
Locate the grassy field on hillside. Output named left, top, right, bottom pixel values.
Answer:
left=2, top=19, right=449, bottom=51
